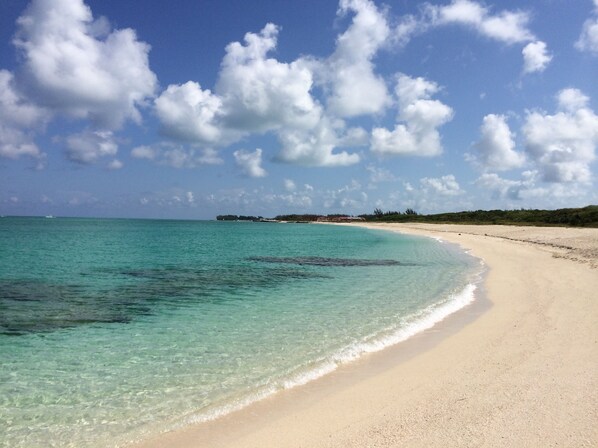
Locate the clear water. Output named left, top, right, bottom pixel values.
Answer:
left=0, top=218, right=482, bottom=447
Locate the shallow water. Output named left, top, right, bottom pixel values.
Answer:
left=0, top=218, right=482, bottom=447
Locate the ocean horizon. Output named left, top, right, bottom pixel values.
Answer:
left=0, top=217, right=483, bottom=447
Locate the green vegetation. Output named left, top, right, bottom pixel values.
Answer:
left=218, top=206, right=598, bottom=227
left=360, top=205, right=598, bottom=227
left=216, top=215, right=262, bottom=221
left=274, top=214, right=322, bottom=222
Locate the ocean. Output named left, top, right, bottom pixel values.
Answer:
left=0, top=217, right=483, bottom=447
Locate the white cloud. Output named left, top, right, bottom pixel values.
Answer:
left=0, top=70, right=48, bottom=163
left=394, top=14, right=421, bottom=47
left=475, top=171, right=536, bottom=201
left=257, top=183, right=318, bottom=211
left=186, top=191, right=195, bottom=204
left=470, top=114, right=525, bottom=171
left=276, top=119, right=361, bottom=166
left=131, top=145, right=157, bottom=160
left=320, top=0, right=391, bottom=117
left=475, top=171, right=585, bottom=202
left=216, top=23, right=321, bottom=133
left=420, top=174, right=463, bottom=196
left=374, top=175, right=470, bottom=214
left=576, top=1, right=598, bottom=55
left=152, top=1, right=391, bottom=168
left=523, top=88, right=598, bottom=183
left=107, top=159, right=123, bottom=170
left=131, top=143, right=222, bottom=168
left=156, top=22, right=360, bottom=167
left=371, top=73, right=453, bottom=157
left=557, top=88, right=589, bottom=112
left=233, top=148, right=267, bottom=178
left=14, top=0, right=157, bottom=130
left=426, top=0, right=535, bottom=44
left=162, top=147, right=222, bottom=168
left=323, top=179, right=368, bottom=210
left=154, top=82, right=224, bottom=144
left=284, top=179, right=297, bottom=192
left=366, top=165, right=396, bottom=182
left=338, top=126, right=369, bottom=147
left=522, top=41, right=552, bottom=73
left=65, top=130, right=117, bottom=164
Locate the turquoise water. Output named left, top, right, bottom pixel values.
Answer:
left=0, top=218, right=482, bottom=447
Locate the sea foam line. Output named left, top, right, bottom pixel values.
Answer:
left=169, top=281, right=480, bottom=434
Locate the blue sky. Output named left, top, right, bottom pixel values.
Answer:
left=1, top=0, right=597, bottom=219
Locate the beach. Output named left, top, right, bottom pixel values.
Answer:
left=135, top=223, right=598, bottom=448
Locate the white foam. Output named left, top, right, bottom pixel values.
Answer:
left=180, top=386, right=278, bottom=426
left=332, top=283, right=477, bottom=362
left=174, top=282, right=479, bottom=431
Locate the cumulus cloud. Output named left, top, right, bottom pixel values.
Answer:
left=420, top=174, right=463, bottom=196
left=557, top=88, right=590, bottom=112
left=65, top=130, right=117, bottom=164
left=319, top=0, right=391, bottom=117
left=371, top=73, right=453, bottom=156
left=216, top=24, right=321, bottom=133
left=234, top=148, right=267, bottom=178
left=411, top=0, right=545, bottom=74
left=523, top=88, right=598, bottom=183
left=154, top=22, right=358, bottom=167
left=131, top=143, right=223, bottom=168
left=276, top=119, right=361, bottom=166
left=1, top=0, right=157, bottom=167
left=469, top=114, right=525, bottom=171
left=522, top=41, right=552, bottom=73
left=154, top=82, right=223, bottom=144
left=14, top=0, right=157, bottom=130
left=0, top=70, right=48, bottom=163
left=576, top=0, right=598, bottom=54
left=154, top=5, right=386, bottom=167
left=156, top=23, right=322, bottom=145
left=425, top=0, right=535, bottom=44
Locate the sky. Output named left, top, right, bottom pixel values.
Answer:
left=1, top=0, right=597, bottom=219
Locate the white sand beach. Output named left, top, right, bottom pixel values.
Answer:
left=136, top=223, right=598, bottom=448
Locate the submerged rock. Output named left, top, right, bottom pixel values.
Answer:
left=247, top=256, right=416, bottom=267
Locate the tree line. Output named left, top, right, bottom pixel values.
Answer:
left=360, top=205, right=598, bottom=227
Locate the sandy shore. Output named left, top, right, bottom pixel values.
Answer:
left=135, top=223, right=598, bottom=448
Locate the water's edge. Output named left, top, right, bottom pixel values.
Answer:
left=129, top=226, right=488, bottom=447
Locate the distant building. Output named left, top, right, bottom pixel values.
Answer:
left=316, top=215, right=365, bottom=222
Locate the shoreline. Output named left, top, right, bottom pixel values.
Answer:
left=134, top=223, right=598, bottom=448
